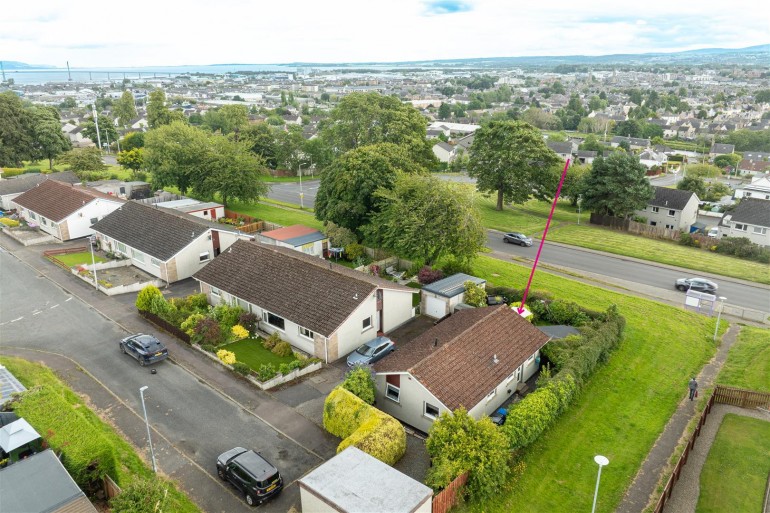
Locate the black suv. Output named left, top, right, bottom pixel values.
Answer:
left=119, top=334, right=168, bottom=366
left=216, top=447, right=283, bottom=506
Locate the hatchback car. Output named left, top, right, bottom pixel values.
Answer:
left=217, top=447, right=283, bottom=507
left=346, top=336, right=395, bottom=367
left=503, top=232, right=533, bottom=246
left=675, top=277, right=718, bottom=294
left=119, top=334, right=169, bottom=366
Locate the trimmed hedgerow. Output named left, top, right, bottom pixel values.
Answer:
left=341, top=365, right=376, bottom=405
left=323, top=387, right=406, bottom=465
left=271, top=341, right=293, bottom=357
left=135, top=285, right=163, bottom=312
left=232, top=362, right=251, bottom=376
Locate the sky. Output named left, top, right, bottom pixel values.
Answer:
left=2, top=0, right=769, bottom=68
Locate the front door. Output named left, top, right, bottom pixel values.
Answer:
left=212, top=231, right=221, bottom=256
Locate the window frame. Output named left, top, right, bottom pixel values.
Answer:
left=386, top=383, right=400, bottom=403
left=299, top=326, right=315, bottom=340
left=485, top=389, right=497, bottom=402
left=362, top=316, right=372, bottom=332
left=199, top=251, right=210, bottom=262
left=424, top=403, right=440, bottom=419
left=651, top=206, right=659, bottom=213
left=668, top=209, right=676, bottom=217
left=263, top=311, right=285, bottom=331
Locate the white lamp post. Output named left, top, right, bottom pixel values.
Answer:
left=88, top=235, right=98, bottom=290
left=577, top=195, right=583, bottom=225
left=139, top=386, right=157, bottom=473
left=713, top=296, right=727, bottom=342
left=592, top=455, right=609, bottom=513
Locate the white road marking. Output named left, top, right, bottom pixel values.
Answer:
left=50, top=304, right=59, bottom=309
left=65, top=297, right=73, bottom=302
left=10, top=317, right=23, bottom=322
left=32, top=311, right=42, bottom=316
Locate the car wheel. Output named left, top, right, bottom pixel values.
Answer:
left=245, top=493, right=256, bottom=507
left=217, top=468, right=226, bottom=480
left=503, top=238, right=509, bottom=243
left=139, top=359, right=146, bottom=367
left=676, top=285, right=686, bottom=291
left=120, top=344, right=126, bottom=354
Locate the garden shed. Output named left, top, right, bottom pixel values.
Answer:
left=420, top=273, right=486, bottom=319
left=298, top=446, right=432, bottom=513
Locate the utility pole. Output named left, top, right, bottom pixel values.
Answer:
left=91, top=104, right=102, bottom=150
left=66, top=61, right=72, bottom=81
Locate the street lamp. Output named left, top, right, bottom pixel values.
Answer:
left=139, top=386, right=157, bottom=473
left=577, top=195, right=583, bottom=225
left=713, top=296, right=727, bottom=342
left=88, top=236, right=99, bottom=290
left=591, top=455, right=609, bottom=513
left=298, top=162, right=304, bottom=209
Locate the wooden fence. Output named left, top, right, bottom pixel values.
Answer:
left=653, top=385, right=770, bottom=513
left=432, top=472, right=468, bottom=513
left=138, top=309, right=191, bottom=344
left=43, top=246, right=88, bottom=271
left=102, top=474, right=122, bottom=499
left=589, top=213, right=682, bottom=241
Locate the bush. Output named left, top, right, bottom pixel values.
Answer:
left=463, top=280, right=487, bottom=307
left=272, top=341, right=293, bottom=357
left=257, top=363, right=277, bottom=381
left=193, top=317, right=222, bottom=346
left=110, top=478, right=170, bottom=513
left=262, top=332, right=281, bottom=350
left=232, top=362, right=251, bottom=376
left=216, top=349, right=236, bottom=365
left=418, top=266, right=444, bottom=285
left=345, top=242, right=366, bottom=262
left=238, top=312, right=258, bottom=334
left=324, top=221, right=358, bottom=248
left=212, top=303, right=243, bottom=333
left=323, top=388, right=406, bottom=465
left=715, top=236, right=770, bottom=263
left=440, top=255, right=472, bottom=276
left=678, top=233, right=700, bottom=247
left=486, top=285, right=523, bottom=303
left=341, top=366, right=376, bottom=404
left=180, top=313, right=206, bottom=337
left=200, top=344, right=216, bottom=353
left=231, top=325, right=249, bottom=340
left=426, top=408, right=511, bottom=502
left=0, top=218, right=20, bottom=227
left=135, top=285, right=163, bottom=312
left=278, top=363, right=292, bottom=376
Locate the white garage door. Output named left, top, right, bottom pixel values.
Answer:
left=426, top=296, right=447, bottom=319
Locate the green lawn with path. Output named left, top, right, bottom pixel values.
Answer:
left=227, top=200, right=323, bottom=230
left=716, top=326, right=770, bottom=392
left=51, top=251, right=108, bottom=267
left=455, top=255, right=723, bottom=513
left=696, top=414, right=770, bottom=513
left=222, top=338, right=297, bottom=369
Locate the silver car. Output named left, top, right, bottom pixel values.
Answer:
left=346, top=336, right=395, bottom=367
left=503, top=232, right=533, bottom=246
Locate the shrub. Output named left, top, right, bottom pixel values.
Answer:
left=212, top=303, right=243, bottom=333
left=678, top=233, right=700, bottom=247
left=323, top=388, right=406, bottom=465
left=232, top=362, right=251, bottom=376
left=426, top=408, right=511, bottom=501
left=440, top=255, right=472, bottom=276
left=231, top=325, right=249, bottom=340
left=486, top=285, right=523, bottom=303
left=110, top=478, right=169, bottom=513
left=262, top=332, right=281, bottom=350
left=324, top=221, right=357, bottom=248
left=238, top=312, right=258, bottom=334
left=200, top=344, right=216, bottom=353
left=257, top=363, right=277, bottom=381
left=345, top=242, right=366, bottom=261
left=463, top=280, right=487, bottom=307
left=216, top=349, right=236, bottom=365
left=135, top=285, right=163, bottom=312
left=341, top=365, right=376, bottom=404
left=418, top=266, right=444, bottom=285
left=278, top=363, right=292, bottom=376
left=0, top=218, right=20, bottom=227
left=181, top=313, right=206, bottom=337
left=272, top=341, right=293, bottom=357
left=148, top=294, right=172, bottom=319
left=193, top=317, right=222, bottom=346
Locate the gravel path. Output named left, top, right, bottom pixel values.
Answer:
left=662, top=404, right=770, bottom=512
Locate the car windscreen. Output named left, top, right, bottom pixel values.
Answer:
left=140, top=337, right=164, bottom=351
left=356, top=344, right=376, bottom=356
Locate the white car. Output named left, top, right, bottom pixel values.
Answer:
left=707, top=227, right=719, bottom=238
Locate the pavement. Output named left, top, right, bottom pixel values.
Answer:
left=617, top=324, right=743, bottom=513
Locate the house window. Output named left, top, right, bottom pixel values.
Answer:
left=668, top=209, right=676, bottom=217
left=650, top=221, right=657, bottom=227
left=424, top=403, right=440, bottom=419
left=526, top=353, right=535, bottom=364
left=485, top=389, right=496, bottom=402
left=202, top=210, right=209, bottom=216
left=199, top=251, right=210, bottom=262
left=263, top=311, right=285, bottom=331
left=131, top=249, right=145, bottom=263
left=505, top=371, right=516, bottom=384
left=29, top=212, right=37, bottom=220
left=734, top=223, right=747, bottom=232
left=362, top=316, right=372, bottom=332
left=651, top=207, right=659, bottom=213
left=753, top=226, right=767, bottom=235
left=665, top=224, right=675, bottom=229
left=150, top=258, right=161, bottom=268
left=211, top=287, right=220, bottom=297
left=90, top=217, right=98, bottom=224
left=299, top=326, right=315, bottom=340
left=41, top=218, right=48, bottom=226
left=386, top=384, right=400, bottom=402
left=117, top=242, right=127, bottom=253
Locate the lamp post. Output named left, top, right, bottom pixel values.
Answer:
left=298, top=162, right=304, bottom=209
left=577, top=195, right=583, bottom=225
left=88, top=235, right=98, bottom=290
left=139, top=386, right=157, bottom=473
left=713, top=296, right=727, bottom=342
left=591, top=455, right=609, bottom=513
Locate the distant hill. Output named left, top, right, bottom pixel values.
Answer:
left=0, top=61, right=55, bottom=70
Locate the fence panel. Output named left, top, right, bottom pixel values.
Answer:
left=713, top=385, right=770, bottom=409
left=432, top=472, right=468, bottom=513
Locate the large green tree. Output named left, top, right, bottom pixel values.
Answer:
left=81, top=115, right=118, bottom=148
left=318, top=92, right=436, bottom=167
left=31, top=107, right=71, bottom=170
left=315, top=143, right=426, bottom=234
left=144, top=121, right=209, bottom=194
left=57, top=147, right=107, bottom=173
left=677, top=176, right=707, bottom=198
left=580, top=152, right=654, bottom=218
left=121, top=131, right=144, bottom=151
left=146, top=89, right=184, bottom=128
left=363, top=174, right=485, bottom=265
left=202, top=104, right=249, bottom=135
left=467, top=120, right=561, bottom=210
left=113, top=90, right=137, bottom=127
left=0, top=91, right=35, bottom=166
left=193, top=136, right=269, bottom=206
left=116, top=148, right=144, bottom=179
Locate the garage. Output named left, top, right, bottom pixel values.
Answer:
left=425, top=296, right=446, bottom=319
left=420, top=273, right=486, bottom=319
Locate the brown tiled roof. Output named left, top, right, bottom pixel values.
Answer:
left=375, top=305, right=550, bottom=411
left=261, top=224, right=318, bottom=241
left=12, top=180, right=123, bottom=222
left=193, top=240, right=414, bottom=337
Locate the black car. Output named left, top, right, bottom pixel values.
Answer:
left=675, top=277, right=718, bottom=294
left=217, top=447, right=283, bottom=507
left=503, top=232, right=533, bottom=246
left=119, top=334, right=168, bottom=366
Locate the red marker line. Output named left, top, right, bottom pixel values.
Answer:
left=518, top=159, right=571, bottom=314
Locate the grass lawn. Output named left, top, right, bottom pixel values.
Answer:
left=222, top=338, right=297, bottom=369
left=260, top=197, right=315, bottom=212
left=51, top=251, right=108, bottom=267
left=696, top=414, right=770, bottom=513
left=21, top=159, right=127, bottom=178
left=0, top=356, right=199, bottom=513
left=227, top=200, right=323, bottom=230
left=474, top=194, right=579, bottom=234
left=455, top=255, right=723, bottom=513
left=716, top=326, right=770, bottom=392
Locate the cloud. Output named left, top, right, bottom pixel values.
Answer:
left=422, top=0, right=473, bottom=15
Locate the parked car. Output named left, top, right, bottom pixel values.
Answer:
left=675, top=277, right=718, bottom=294
left=707, top=227, right=719, bottom=238
left=346, top=336, right=395, bottom=367
left=486, top=294, right=508, bottom=306
left=503, top=232, right=533, bottom=246
left=119, top=334, right=168, bottom=366
left=216, top=447, right=283, bottom=507
left=490, top=407, right=508, bottom=426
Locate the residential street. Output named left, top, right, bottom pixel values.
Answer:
left=0, top=247, right=339, bottom=512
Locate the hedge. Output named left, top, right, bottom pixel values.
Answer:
left=138, top=309, right=191, bottom=344
left=323, top=387, right=406, bottom=465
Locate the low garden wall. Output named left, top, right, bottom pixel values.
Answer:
left=72, top=268, right=164, bottom=296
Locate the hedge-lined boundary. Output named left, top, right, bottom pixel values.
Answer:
left=139, top=309, right=191, bottom=343
left=323, top=387, right=406, bottom=465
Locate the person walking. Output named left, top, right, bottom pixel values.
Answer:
left=688, top=377, right=698, bottom=401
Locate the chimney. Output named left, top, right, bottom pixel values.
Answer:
left=433, top=338, right=438, bottom=348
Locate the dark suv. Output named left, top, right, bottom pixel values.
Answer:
left=216, top=447, right=283, bottom=506
left=119, top=334, right=168, bottom=366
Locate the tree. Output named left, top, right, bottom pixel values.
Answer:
left=677, top=176, right=706, bottom=197
left=0, top=91, right=35, bottom=166
left=315, top=143, right=426, bottom=234
left=31, top=107, right=71, bottom=170
left=685, top=163, right=722, bottom=178
left=438, top=102, right=452, bottom=119
left=425, top=408, right=511, bottom=502
left=363, top=173, right=485, bottom=265
left=579, top=134, right=604, bottom=154
left=318, top=92, right=436, bottom=167
left=144, top=121, right=209, bottom=194
left=240, top=123, right=279, bottom=168
left=57, top=147, right=107, bottom=173
left=116, top=148, right=144, bottom=179
left=561, top=163, right=591, bottom=206
left=113, top=90, right=137, bottom=127
left=467, top=120, right=561, bottom=211
left=81, top=115, right=118, bottom=148
left=121, top=131, right=145, bottom=151
left=756, top=89, right=770, bottom=103
left=462, top=280, right=487, bottom=307
left=580, top=152, right=654, bottom=218
left=713, top=153, right=741, bottom=170
left=193, top=136, right=269, bottom=206
left=614, top=119, right=643, bottom=138
left=521, top=107, right=561, bottom=130
left=202, top=104, right=248, bottom=135
left=147, top=89, right=184, bottom=128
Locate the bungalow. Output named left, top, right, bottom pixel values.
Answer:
left=635, top=187, right=699, bottom=231
left=718, top=198, right=770, bottom=247
left=421, top=273, right=486, bottom=319
left=155, top=198, right=225, bottom=220
left=576, top=150, right=598, bottom=165
left=431, top=141, right=456, bottom=163
left=738, top=159, right=770, bottom=176
left=734, top=174, right=770, bottom=201
left=546, top=141, right=574, bottom=161
left=610, top=136, right=651, bottom=150
left=373, top=305, right=549, bottom=433
left=709, top=143, right=735, bottom=158
left=258, top=224, right=328, bottom=257
left=91, top=201, right=249, bottom=283
left=638, top=149, right=668, bottom=169
left=192, top=240, right=418, bottom=361
left=12, top=180, right=124, bottom=241
left=0, top=172, right=79, bottom=210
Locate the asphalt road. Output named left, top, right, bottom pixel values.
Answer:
left=266, top=180, right=319, bottom=208
left=0, top=250, right=322, bottom=512
left=486, top=231, right=769, bottom=312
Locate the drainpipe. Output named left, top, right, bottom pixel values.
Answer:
left=324, top=336, right=329, bottom=364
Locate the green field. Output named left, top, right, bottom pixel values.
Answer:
left=716, top=326, right=770, bottom=392
left=456, top=255, right=723, bottom=513
left=0, top=356, right=200, bottom=513
left=51, top=251, right=108, bottom=267
left=222, top=338, right=297, bottom=369
left=696, top=414, right=770, bottom=513
left=20, top=159, right=127, bottom=178
left=227, top=200, right=323, bottom=230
